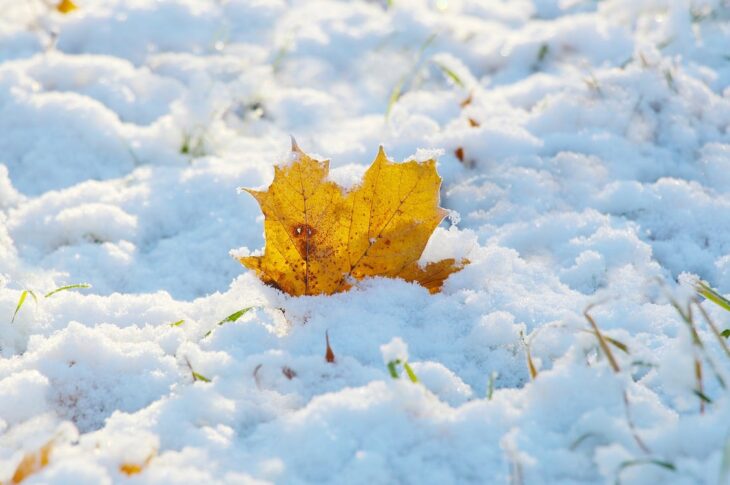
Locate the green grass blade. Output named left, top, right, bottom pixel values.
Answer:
left=487, top=371, right=497, bottom=400
left=720, top=435, right=730, bottom=484
left=434, top=62, right=465, bottom=87
left=616, top=457, right=676, bottom=483
left=693, top=389, right=713, bottom=403
left=696, top=281, right=730, bottom=313
left=192, top=371, right=211, bottom=383
left=385, top=78, right=405, bottom=118
left=11, top=290, right=30, bottom=323
left=420, top=33, right=437, bottom=53
left=204, top=307, right=254, bottom=338
left=271, top=48, right=287, bottom=72
left=569, top=433, right=596, bottom=451
left=216, top=307, right=253, bottom=326
left=169, top=320, right=185, bottom=327
left=617, top=458, right=676, bottom=474
left=385, top=33, right=437, bottom=118
left=403, top=362, right=419, bottom=383
left=387, top=359, right=401, bottom=379
left=44, top=283, right=91, bottom=298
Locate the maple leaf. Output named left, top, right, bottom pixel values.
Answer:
left=56, top=0, right=78, bottom=13
left=119, top=452, right=155, bottom=476
left=8, top=440, right=53, bottom=484
left=238, top=140, right=467, bottom=296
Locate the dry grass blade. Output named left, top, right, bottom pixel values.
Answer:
left=622, top=391, right=651, bottom=454
left=583, top=305, right=648, bottom=453
left=325, top=330, right=335, bottom=363
left=519, top=331, right=538, bottom=380
left=695, top=359, right=705, bottom=414
left=693, top=298, right=730, bottom=359
left=581, top=329, right=629, bottom=354
left=668, top=295, right=726, bottom=393
left=584, top=306, right=620, bottom=373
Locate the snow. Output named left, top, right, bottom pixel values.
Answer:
left=1, top=0, right=730, bottom=483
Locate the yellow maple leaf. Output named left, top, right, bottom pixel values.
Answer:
left=7, top=440, right=53, bottom=484
left=56, top=0, right=78, bottom=14
left=119, top=452, right=154, bottom=476
left=238, top=140, right=467, bottom=296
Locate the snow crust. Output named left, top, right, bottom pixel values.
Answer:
left=1, top=0, right=730, bottom=483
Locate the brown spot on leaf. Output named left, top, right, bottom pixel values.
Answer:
left=292, top=223, right=317, bottom=256
left=292, top=223, right=316, bottom=238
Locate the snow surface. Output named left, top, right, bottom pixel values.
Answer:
left=1, top=0, right=730, bottom=483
